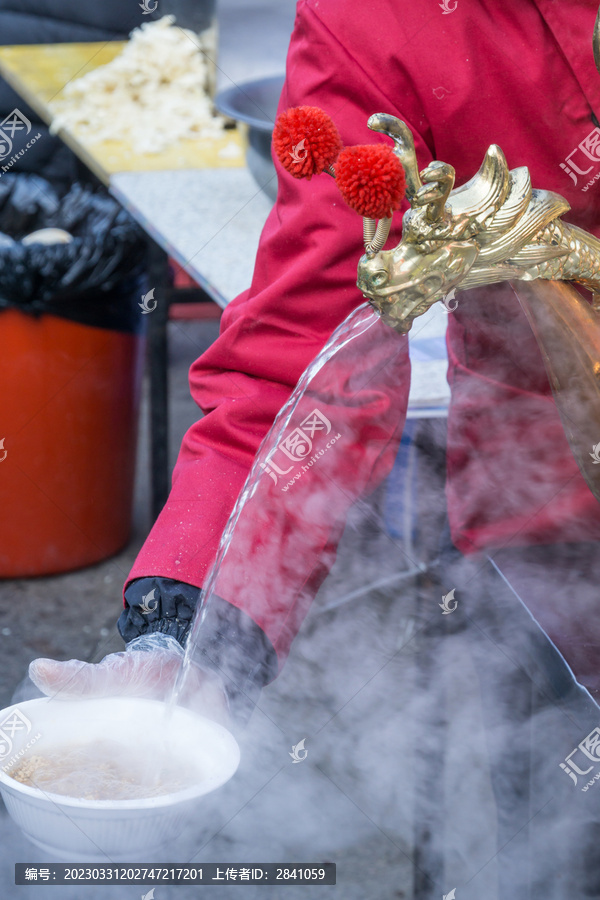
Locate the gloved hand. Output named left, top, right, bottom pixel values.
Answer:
left=28, top=633, right=230, bottom=726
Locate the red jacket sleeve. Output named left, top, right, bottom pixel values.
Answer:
left=125, top=1, right=433, bottom=667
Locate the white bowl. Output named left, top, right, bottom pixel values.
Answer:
left=0, top=697, right=240, bottom=861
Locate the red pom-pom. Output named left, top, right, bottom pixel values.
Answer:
left=334, top=144, right=406, bottom=219
left=273, top=106, right=343, bottom=179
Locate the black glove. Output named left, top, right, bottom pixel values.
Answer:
left=119, top=577, right=278, bottom=722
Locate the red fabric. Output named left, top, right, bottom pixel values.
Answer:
left=128, top=0, right=600, bottom=668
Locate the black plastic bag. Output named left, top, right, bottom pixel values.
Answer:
left=0, top=175, right=146, bottom=332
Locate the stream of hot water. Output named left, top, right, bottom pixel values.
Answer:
left=166, top=300, right=411, bottom=719
left=161, top=277, right=600, bottom=740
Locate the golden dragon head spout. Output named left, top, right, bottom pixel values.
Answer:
left=357, top=114, right=600, bottom=332
left=357, top=236, right=478, bottom=332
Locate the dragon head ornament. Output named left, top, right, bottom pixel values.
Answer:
left=357, top=114, right=600, bottom=333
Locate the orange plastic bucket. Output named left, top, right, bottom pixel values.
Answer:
left=0, top=308, right=144, bottom=576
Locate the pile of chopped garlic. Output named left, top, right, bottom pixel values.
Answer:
left=49, top=16, right=228, bottom=154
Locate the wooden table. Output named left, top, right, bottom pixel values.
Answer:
left=0, top=42, right=245, bottom=185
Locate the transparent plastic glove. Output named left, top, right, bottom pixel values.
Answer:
left=28, top=633, right=230, bottom=726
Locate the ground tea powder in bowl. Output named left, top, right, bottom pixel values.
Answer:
left=10, top=739, right=199, bottom=801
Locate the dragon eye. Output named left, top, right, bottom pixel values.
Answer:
left=371, top=270, right=388, bottom=287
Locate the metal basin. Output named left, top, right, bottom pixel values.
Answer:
left=215, top=75, right=285, bottom=200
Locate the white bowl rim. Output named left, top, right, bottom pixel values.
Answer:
left=0, top=697, right=240, bottom=810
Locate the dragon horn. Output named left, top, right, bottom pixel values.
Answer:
left=367, top=113, right=422, bottom=200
